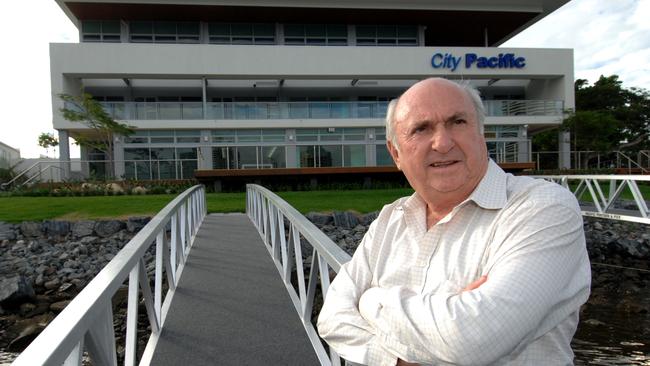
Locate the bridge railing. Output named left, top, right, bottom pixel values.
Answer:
left=246, top=184, right=351, bottom=366
left=13, top=185, right=207, bottom=366
left=535, top=175, right=650, bottom=224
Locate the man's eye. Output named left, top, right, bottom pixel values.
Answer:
left=413, top=126, right=426, bottom=133
left=453, top=119, right=466, bottom=125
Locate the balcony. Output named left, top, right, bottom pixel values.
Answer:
left=96, top=100, right=563, bottom=121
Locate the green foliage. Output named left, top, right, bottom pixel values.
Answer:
left=569, top=75, right=650, bottom=151
left=59, top=93, right=135, bottom=178
left=37, top=132, right=58, bottom=149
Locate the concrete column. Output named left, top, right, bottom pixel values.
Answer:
left=58, top=130, right=71, bottom=181
left=366, top=128, right=376, bottom=166
left=348, top=24, right=356, bottom=45
left=285, top=129, right=297, bottom=168
left=202, top=77, right=207, bottom=119
left=80, top=145, right=90, bottom=179
left=200, top=130, right=212, bottom=169
left=113, top=135, right=125, bottom=180
left=558, top=130, right=571, bottom=169
left=276, top=23, right=284, bottom=45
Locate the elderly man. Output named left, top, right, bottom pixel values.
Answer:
left=317, top=78, right=591, bottom=366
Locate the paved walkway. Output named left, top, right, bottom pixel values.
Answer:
left=151, top=214, right=319, bottom=365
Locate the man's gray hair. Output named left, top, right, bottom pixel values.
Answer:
left=385, top=79, right=486, bottom=150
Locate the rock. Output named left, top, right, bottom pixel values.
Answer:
left=20, top=222, right=42, bottom=237
left=104, top=253, right=115, bottom=261
left=305, top=212, right=332, bottom=227
left=8, top=313, right=54, bottom=352
left=19, top=303, right=36, bottom=316
left=80, top=236, right=98, bottom=245
left=50, top=300, right=71, bottom=313
left=615, top=238, right=650, bottom=259
left=72, top=220, right=95, bottom=238
left=0, top=221, right=16, bottom=240
left=94, top=220, right=125, bottom=238
left=107, top=182, right=124, bottom=194
left=0, top=276, right=35, bottom=306
left=43, top=220, right=70, bottom=237
left=584, top=318, right=606, bottom=326
left=127, top=216, right=150, bottom=233
left=593, top=221, right=603, bottom=231
left=58, top=283, right=74, bottom=293
left=132, top=186, right=147, bottom=195
left=360, top=211, right=379, bottom=226
left=332, top=211, right=360, bottom=230
left=43, top=279, right=60, bottom=290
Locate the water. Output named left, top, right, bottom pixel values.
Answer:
left=572, top=277, right=650, bottom=364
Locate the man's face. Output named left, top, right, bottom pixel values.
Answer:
left=388, top=79, right=488, bottom=201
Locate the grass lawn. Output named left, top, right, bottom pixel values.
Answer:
left=3, top=180, right=646, bottom=223
left=0, top=189, right=415, bottom=223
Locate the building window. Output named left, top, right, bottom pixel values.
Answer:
left=284, top=24, right=347, bottom=46
left=209, top=23, right=275, bottom=44
left=356, top=25, right=418, bottom=46
left=124, top=147, right=197, bottom=179
left=297, top=144, right=366, bottom=168
left=211, top=146, right=286, bottom=169
left=376, top=144, right=394, bottom=166
left=129, top=21, right=200, bottom=43
left=82, top=21, right=121, bottom=42
left=484, top=125, right=521, bottom=139
left=295, top=128, right=367, bottom=142
left=211, top=129, right=285, bottom=144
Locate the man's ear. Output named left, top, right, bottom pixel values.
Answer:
left=387, top=140, right=401, bottom=170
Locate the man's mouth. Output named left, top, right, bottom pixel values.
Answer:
left=429, top=161, right=458, bottom=168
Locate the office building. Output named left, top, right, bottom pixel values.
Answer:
left=51, top=0, right=573, bottom=181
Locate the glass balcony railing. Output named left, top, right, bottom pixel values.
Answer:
left=94, top=100, right=563, bottom=121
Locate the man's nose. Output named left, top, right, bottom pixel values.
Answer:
left=430, top=128, right=455, bottom=153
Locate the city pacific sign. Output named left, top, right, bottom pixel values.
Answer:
left=431, top=52, right=526, bottom=72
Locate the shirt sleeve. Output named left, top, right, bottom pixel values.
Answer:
left=357, top=197, right=592, bottom=365
left=317, top=218, right=399, bottom=366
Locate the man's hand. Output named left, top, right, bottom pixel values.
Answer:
left=462, top=275, right=487, bottom=292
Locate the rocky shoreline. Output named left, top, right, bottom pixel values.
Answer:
left=0, top=217, right=153, bottom=364
left=1, top=212, right=649, bottom=364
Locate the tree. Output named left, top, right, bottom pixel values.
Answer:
left=572, top=75, right=650, bottom=151
left=37, top=132, right=59, bottom=158
left=59, top=93, right=134, bottom=179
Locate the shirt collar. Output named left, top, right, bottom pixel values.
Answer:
left=466, top=159, right=508, bottom=210
left=397, top=158, right=508, bottom=213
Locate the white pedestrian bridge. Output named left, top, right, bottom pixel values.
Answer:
left=12, top=175, right=650, bottom=365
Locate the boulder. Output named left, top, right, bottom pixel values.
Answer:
left=0, top=276, right=35, bottom=306
left=43, top=220, right=70, bottom=237
left=127, top=216, right=150, bottom=233
left=50, top=300, right=71, bottom=313
left=94, top=220, right=125, bottom=238
left=72, top=220, right=95, bottom=238
left=0, top=221, right=16, bottom=240
left=132, top=186, right=148, bottom=195
left=20, top=222, right=42, bottom=237
left=107, top=183, right=124, bottom=194
left=360, top=212, right=379, bottom=226
left=332, top=211, right=359, bottom=230
left=305, top=212, right=333, bottom=227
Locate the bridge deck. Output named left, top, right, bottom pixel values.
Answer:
left=150, top=213, right=319, bottom=366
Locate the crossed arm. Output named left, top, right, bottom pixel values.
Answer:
left=317, top=202, right=590, bottom=366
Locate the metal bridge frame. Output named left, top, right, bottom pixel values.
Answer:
left=536, top=175, right=650, bottom=224
left=247, top=184, right=351, bottom=366
left=12, top=185, right=206, bottom=366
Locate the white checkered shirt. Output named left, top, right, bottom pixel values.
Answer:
left=317, top=160, right=591, bottom=366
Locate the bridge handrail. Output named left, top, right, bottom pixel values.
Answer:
left=13, top=185, right=207, bottom=366
left=534, top=175, right=650, bottom=224
left=246, top=184, right=350, bottom=366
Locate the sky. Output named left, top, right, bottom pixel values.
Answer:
left=0, top=0, right=648, bottom=159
